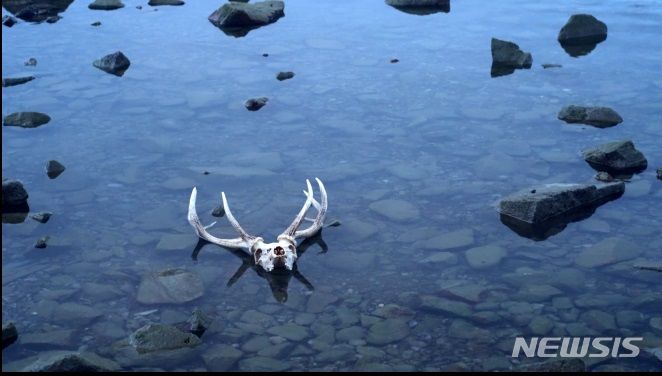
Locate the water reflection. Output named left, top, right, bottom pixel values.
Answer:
left=559, top=35, right=607, bottom=58
left=385, top=0, right=450, bottom=15
left=2, top=0, right=73, bottom=23
left=191, top=232, right=329, bottom=302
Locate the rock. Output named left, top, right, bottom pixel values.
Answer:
left=136, top=268, right=204, bottom=304
left=557, top=105, right=622, bottom=128
left=657, top=169, right=662, bottom=180
left=5, top=0, right=73, bottom=23
left=88, top=0, right=125, bottom=10
left=2, top=76, right=35, bottom=87
left=448, top=319, right=490, bottom=340
left=421, top=251, right=457, bottom=264
left=422, top=228, right=474, bottom=250
left=390, top=58, right=399, bottom=63
left=45, top=15, right=61, bottom=23
left=20, top=329, right=74, bottom=347
left=369, top=199, right=420, bottom=221
left=22, top=351, right=120, bottom=372
left=208, top=1, right=285, bottom=37
left=52, top=303, right=103, bottom=325
left=528, top=316, right=554, bottom=335
left=46, top=160, right=66, bottom=179
left=515, top=359, right=586, bottom=372
left=245, top=97, right=268, bottom=111
left=581, top=310, right=617, bottom=332
left=2, top=179, right=29, bottom=209
left=366, top=319, right=410, bottom=345
left=35, top=236, right=49, bottom=248
left=583, top=140, right=648, bottom=175
left=129, top=324, right=201, bottom=353
left=558, top=14, right=607, bottom=48
left=276, top=71, right=295, bottom=81
left=93, top=51, right=130, bottom=76
left=420, top=295, right=472, bottom=318
left=148, top=0, right=185, bottom=5
left=385, top=0, right=450, bottom=15
left=203, top=344, right=243, bottom=371
left=25, top=57, right=37, bottom=66
left=541, top=63, right=562, bottom=69
left=31, top=211, right=52, bottom=223
left=306, top=292, right=338, bottom=313
left=238, top=356, right=291, bottom=372
left=498, top=182, right=625, bottom=240
left=91, top=21, right=101, bottom=26
left=2, top=322, right=18, bottom=349
left=465, top=245, right=507, bottom=269
left=188, top=309, right=212, bottom=336
left=211, top=205, right=225, bottom=217
left=491, top=38, right=532, bottom=77
left=3, top=15, right=18, bottom=27
left=156, top=234, right=196, bottom=251
left=594, top=171, right=614, bottom=183
left=3, top=112, right=51, bottom=128
left=266, top=323, right=309, bottom=342
left=575, top=237, right=641, bottom=268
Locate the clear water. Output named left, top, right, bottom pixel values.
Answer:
left=2, top=0, right=662, bottom=371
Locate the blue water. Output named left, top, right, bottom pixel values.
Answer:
left=3, top=0, right=661, bottom=371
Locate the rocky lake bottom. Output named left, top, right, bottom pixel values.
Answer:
left=2, top=0, right=662, bottom=372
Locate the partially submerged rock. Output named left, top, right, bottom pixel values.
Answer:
left=22, top=351, right=120, bottom=372
left=208, top=0, right=284, bottom=37
left=2, top=15, right=18, bottom=27
left=498, top=182, right=625, bottom=240
left=46, top=160, right=66, bottom=179
left=2, top=179, right=29, bottom=210
left=136, top=268, right=204, bottom=304
left=148, top=0, right=185, bottom=5
left=129, top=324, right=201, bottom=353
left=276, top=71, right=295, bottom=81
left=490, top=38, right=532, bottom=77
left=558, top=105, right=622, bottom=128
left=657, top=168, right=662, bottom=180
left=2, top=76, right=35, bottom=87
left=93, top=51, right=131, bottom=76
left=34, top=236, right=49, bottom=249
left=582, top=140, right=647, bottom=175
left=188, top=309, right=212, bottom=337
left=2, top=322, right=18, bottom=349
left=31, top=211, right=52, bottom=223
left=541, top=63, right=562, bottom=69
left=385, top=0, right=450, bottom=15
left=245, top=97, right=268, bottom=111
left=558, top=14, right=607, bottom=57
left=25, top=57, right=37, bottom=66
left=3, top=112, right=50, bottom=128
left=88, top=0, right=125, bottom=10
left=3, top=0, right=74, bottom=23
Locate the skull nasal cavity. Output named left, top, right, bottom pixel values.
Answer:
left=274, top=246, right=285, bottom=256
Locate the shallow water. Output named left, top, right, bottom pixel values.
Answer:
left=2, top=0, right=662, bottom=371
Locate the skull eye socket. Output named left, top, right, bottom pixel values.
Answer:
left=288, top=245, right=294, bottom=251
left=254, top=248, right=263, bottom=260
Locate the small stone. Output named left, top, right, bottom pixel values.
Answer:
left=657, top=169, right=662, bottom=180
left=3, top=112, right=51, bottom=128
left=211, top=205, right=225, bottom=217
left=369, top=199, right=420, bottom=221
left=34, top=236, right=49, bottom=248
left=542, top=63, right=562, bottom=69
left=136, top=5, right=142, bottom=9
left=2, top=322, right=18, bottom=349
left=266, top=323, right=309, bottom=342
left=594, top=171, right=614, bottom=183
left=136, top=268, right=204, bottom=304
left=93, top=51, right=131, bottom=76
left=276, top=71, right=295, bottom=81
left=129, top=324, right=201, bottom=353
left=203, top=344, right=243, bottom=371
left=188, top=309, right=212, bottom=336
left=88, top=0, right=125, bottom=11
left=528, top=316, right=555, bottom=335
left=245, top=97, right=268, bottom=111
left=91, top=21, right=102, bottom=26
left=46, top=160, right=66, bottom=179
left=390, top=58, right=399, bottom=63
left=3, top=15, right=18, bottom=27
left=385, top=0, right=450, bottom=15
left=366, top=319, right=410, bottom=345
left=262, top=53, right=269, bottom=57
left=2, top=76, right=35, bottom=87
left=420, top=295, right=472, bottom=318
left=558, top=105, right=623, bottom=128
left=25, top=58, right=37, bottom=66
left=149, top=0, right=185, bottom=5
left=575, top=237, right=641, bottom=268
left=583, top=140, right=647, bottom=175
left=465, top=245, right=507, bottom=269
left=422, top=228, right=474, bottom=250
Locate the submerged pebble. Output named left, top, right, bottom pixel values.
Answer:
left=3, top=112, right=51, bottom=128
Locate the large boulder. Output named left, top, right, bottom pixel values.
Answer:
left=498, top=182, right=624, bottom=240
left=129, top=324, right=202, bottom=353
left=557, top=105, right=622, bottom=128
left=582, top=140, right=647, bottom=175
left=2, top=0, right=73, bottom=22
left=385, top=0, right=450, bottom=15
left=3, top=112, right=51, bottom=128
left=558, top=14, right=607, bottom=57
left=93, top=51, right=131, bottom=76
left=491, top=38, right=532, bottom=77
left=208, top=1, right=284, bottom=37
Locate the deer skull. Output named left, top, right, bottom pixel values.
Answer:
left=188, top=178, right=327, bottom=272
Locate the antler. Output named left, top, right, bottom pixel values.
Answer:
left=188, top=187, right=259, bottom=249
left=279, top=179, right=314, bottom=240
left=294, top=178, right=328, bottom=239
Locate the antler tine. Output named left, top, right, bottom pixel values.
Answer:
left=222, top=192, right=256, bottom=242
left=280, top=179, right=314, bottom=239
left=294, top=178, right=328, bottom=239
left=188, top=187, right=247, bottom=249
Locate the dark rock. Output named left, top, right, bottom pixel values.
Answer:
left=2, top=179, right=29, bottom=208
left=2, top=322, right=18, bottom=349
left=276, top=71, right=295, bottom=81
left=4, top=0, right=74, bottom=23
left=129, top=324, right=202, bottom=353
left=188, top=308, right=212, bottom=337
left=22, top=351, right=120, bottom=372
left=262, top=53, right=269, bottom=57
left=558, top=14, right=607, bottom=49
left=3, top=15, right=18, bottom=27
left=148, top=0, right=185, bottom=6
left=35, top=236, right=49, bottom=249
left=583, top=140, right=647, bottom=175
left=46, top=160, right=66, bottom=179
left=390, top=58, right=399, bottom=63
left=91, top=21, right=101, bottom=26
left=515, top=358, right=586, bottom=372
left=490, top=38, right=532, bottom=77
left=385, top=0, right=450, bottom=15
left=3, top=112, right=50, bottom=128
left=208, top=0, right=284, bottom=37
left=2, top=76, right=35, bottom=87
left=136, top=5, right=142, bottom=9
left=88, top=0, right=125, bottom=10
left=245, top=97, right=268, bottom=111
left=558, top=105, right=622, bottom=128
left=31, top=211, right=52, bottom=223
left=499, top=182, right=625, bottom=240
left=45, top=15, right=61, bottom=23
left=541, top=63, right=562, bottom=69
left=657, top=168, right=662, bottom=180
left=93, top=51, right=130, bottom=76
left=211, top=205, right=225, bottom=217
left=24, top=57, right=37, bottom=66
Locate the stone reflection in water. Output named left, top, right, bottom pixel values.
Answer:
left=2, top=0, right=73, bottom=23
left=191, top=232, right=329, bottom=302
left=385, top=0, right=450, bottom=15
